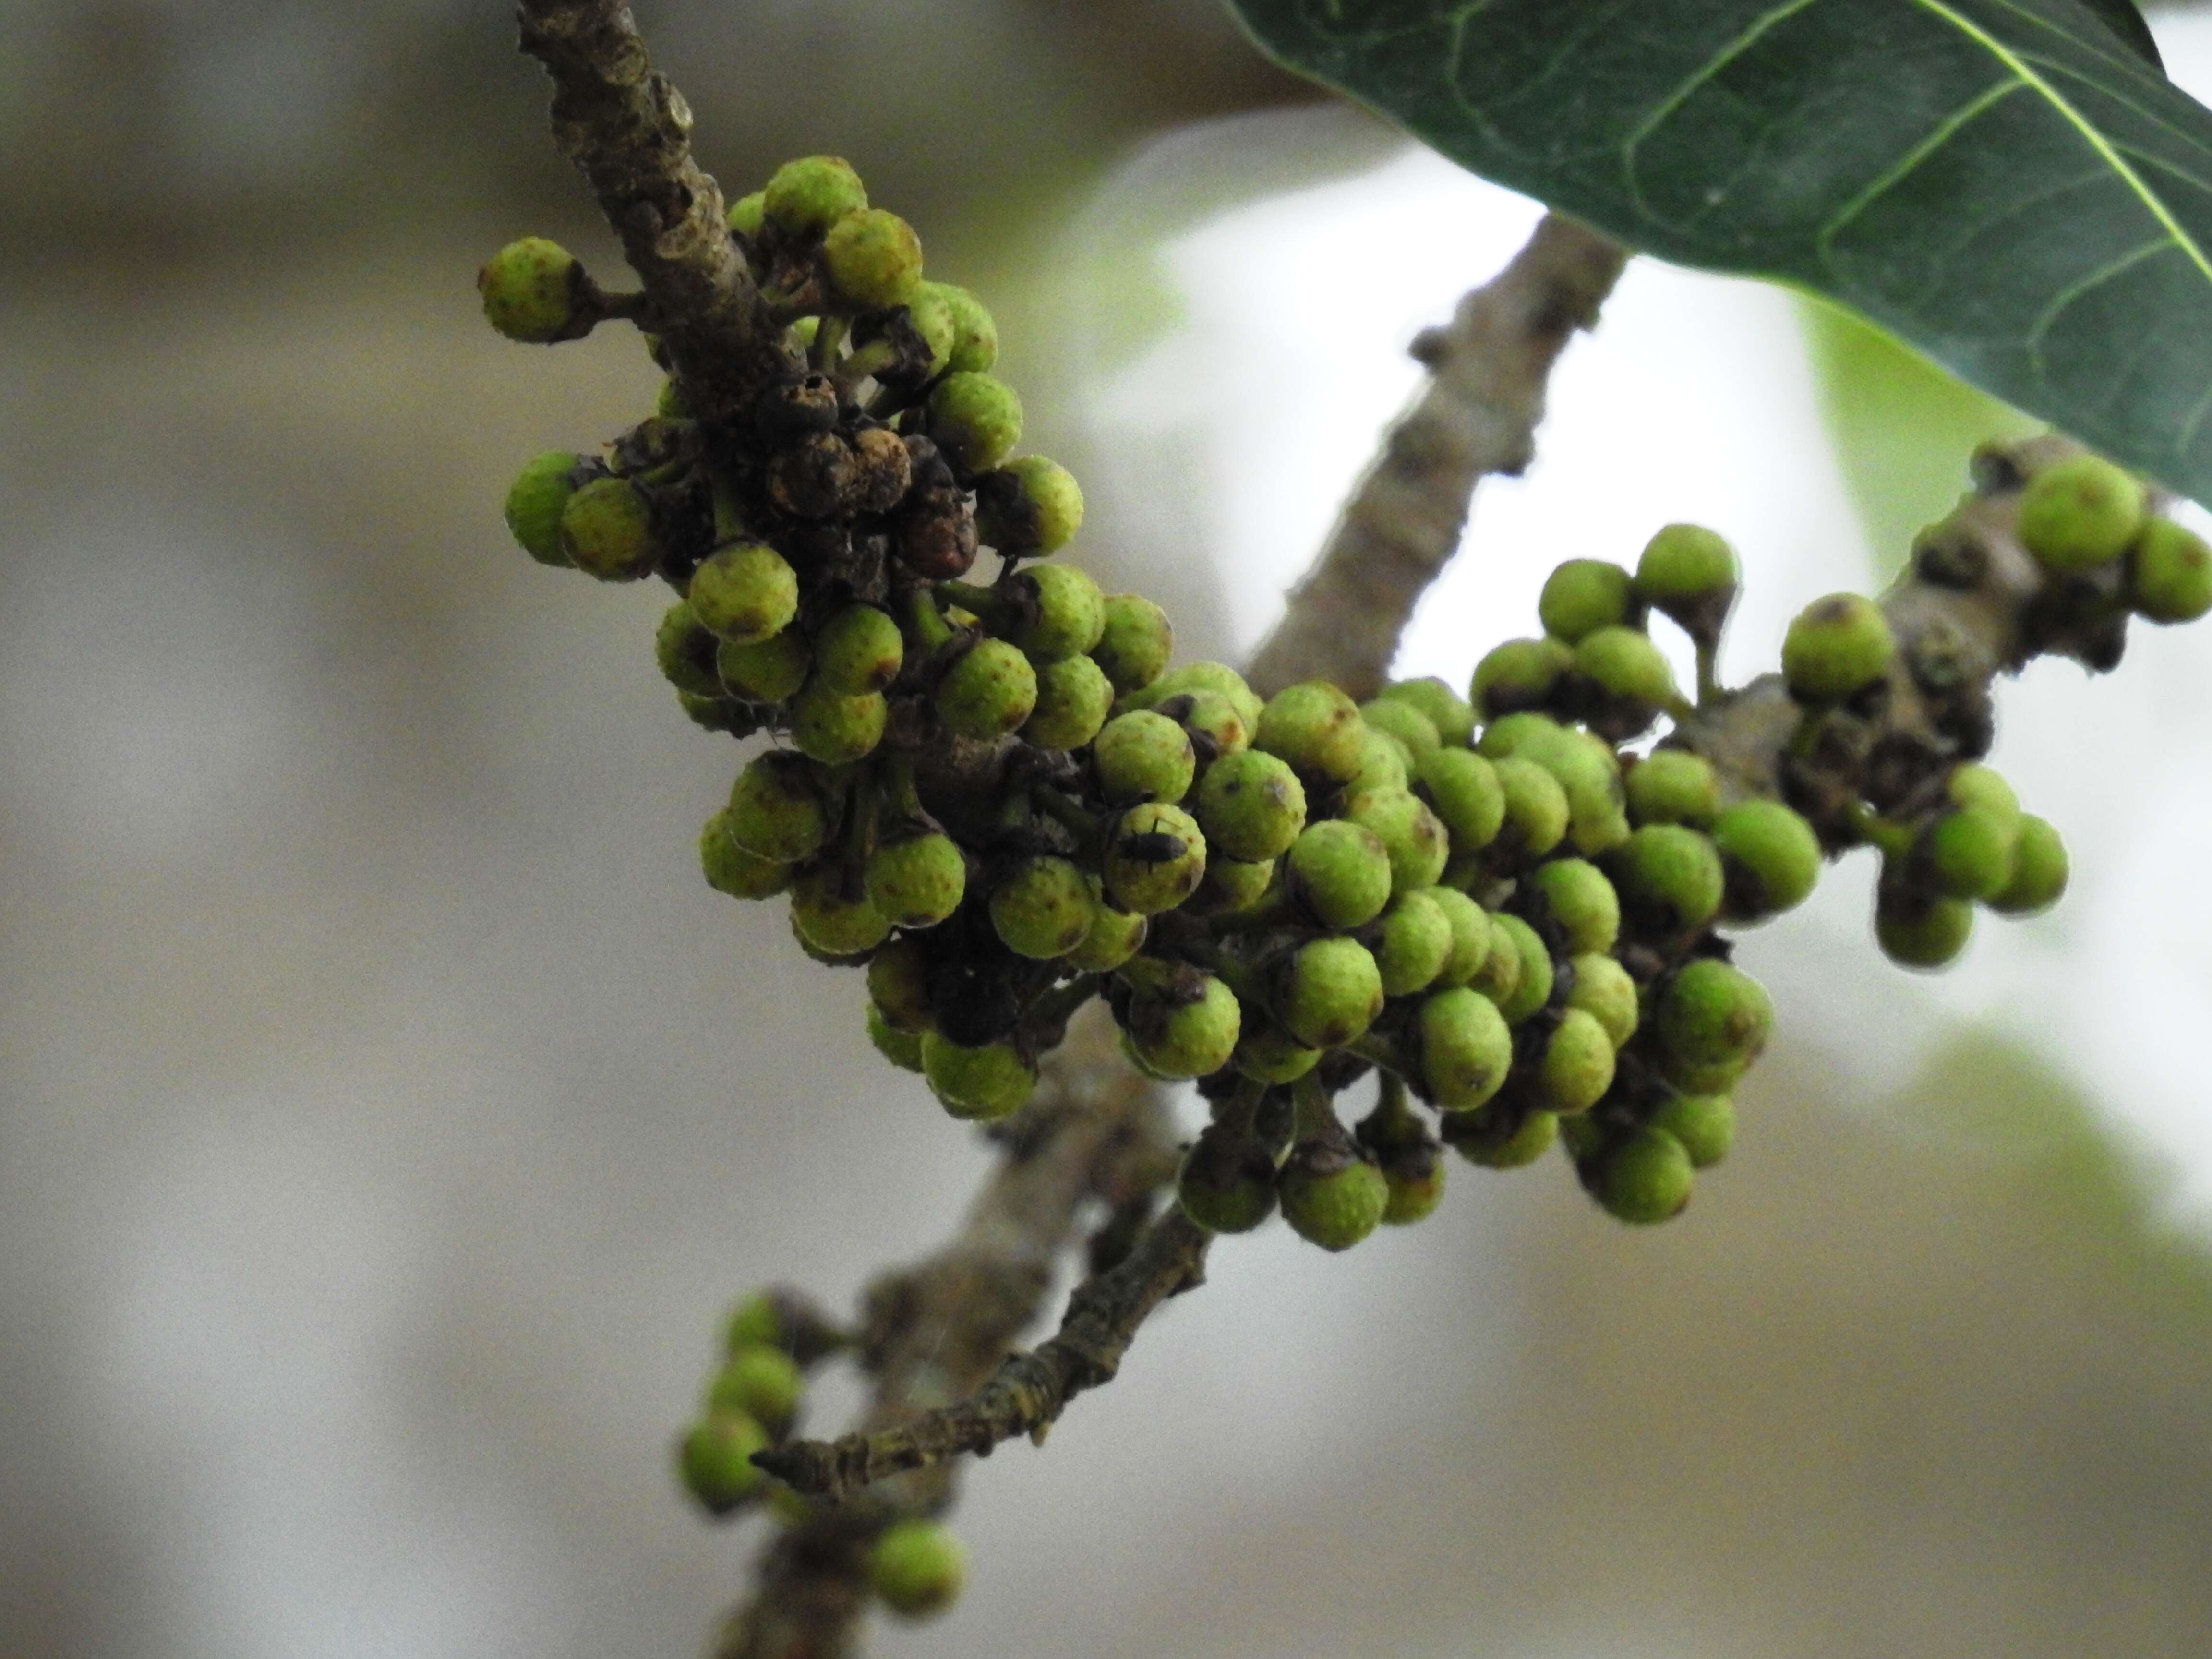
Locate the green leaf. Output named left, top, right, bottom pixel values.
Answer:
left=2073, top=0, right=2161, bottom=71
left=1228, top=0, right=2212, bottom=504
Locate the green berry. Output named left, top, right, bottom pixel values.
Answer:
left=1442, top=1104, right=1557, bottom=1169
left=1124, top=971, right=1242, bottom=1079
left=763, top=156, right=867, bottom=237
left=678, top=1413, right=769, bottom=1514
left=1359, top=697, right=1440, bottom=762
left=1342, top=786, right=1450, bottom=895
left=1650, top=1093, right=1733, bottom=1168
left=815, top=606, right=906, bottom=696
left=925, top=281, right=998, bottom=373
left=1654, top=958, right=1772, bottom=1082
left=1946, top=760, right=2019, bottom=821
left=1166, top=689, right=1251, bottom=763
left=989, top=857, right=1096, bottom=958
left=1024, top=654, right=1114, bottom=749
left=1379, top=1145, right=1446, bottom=1226
left=719, top=630, right=811, bottom=703
left=1231, top=1018, right=1322, bottom=1082
left=1090, top=595, right=1174, bottom=693
left=1989, top=814, right=2068, bottom=915
left=1626, top=749, right=1717, bottom=827
left=656, top=376, right=690, bottom=420
left=1134, top=662, right=1264, bottom=733
left=1574, top=625, right=1677, bottom=711
left=1178, top=1130, right=1278, bottom=1232
left=2126, top=517, right=2212, bottom=622
left=1008, top=563, right=1105, bottom=660
left=505, top=451, right=586, bottom=565
left=1375, top=890, right=1454, bottom=997
left=1528, top=730, right=1630, bottom=857
left=868, top=936, right=935, bottom=1032
left=864, top=833, right=966, bottom=929
left=920, top=1031, right=1035, bottom=1121
left=1285, top=819, right=1394, bottom=929
left=1782, top=593, right=1893, bottom=701
left=1427, top=888, right=1494, bottom=989
left=1378, top=677, right=1476, bottom=747
left=726, top=190, right=767, bottom=239
left=1475, top=710, right=1562, bottom=762
left=690, top=541, right=799, bottom=644
left=1420, top=986, right=1514, bottom=1110
left=868, top=1520, right=966, bottom=1619
left=1564, top=952, right=1638, bottom=1047
left=478, top=237, right=580, bottom=343
left=722, top=1291, right=784, bottom=1354
left=1491, top=913, right=1554, bottom=1024
left=1278, top=1154, right=1389, bottom=1252
left=1876, top=890, right=1973, bottom=969
left=727, top=753, right=829, bottom=862
left=657, top=602, right=724, bottom=697
left=1274, top=936, right=1383, bottom=1049
left=976, top=456, right=1085, bottom=554
left=1491, top=757, right=1571, bottom=861
left=1349, top=728, right=1411, bottom=795
left=701, top=810, right=795, bottom=899
left=1254, top=681, right=1367, bottom=785
left=1922, top=806, right=2016, bottom=902
left=680, top=693, right=752, bottom=735
left=1539, top=558, right=1635, bottom=642
left=1104, top=802, right=1207, bottom=914
left=559, top=476, right=658, bottom=581
left=1596, top=1129, right=1694, bottom=1224
left=1537, top=1007, right=1616, bottom=1114
left=926, top=373, right=1022, bottom=474
left=1528, top=858, right=1620, bottom=955
left=1416, top=749, right=1505, bottom=853
left=1064, top=881, right=1147, bottom=971
left=1194, top=854, right=1275, bottom=914
left=791, top=866, right=891, bottom=958
left=1611, top=823, right=1725, bottom=933
left=1635, top=524, right=1739, bottom=632
left=935, top=637, right=1037, bottom=739
left=791, top=684, right=887, bottom=765
left=2017, top=453, right=2145, bottom=571
left=709, top=1344, right=805, bottom=1432
left=1465, top=905, right=1523, bottom=1008
left=1094, top=710, right=1196, bottom=805
left=1472, top=636, right=1573, bottom=718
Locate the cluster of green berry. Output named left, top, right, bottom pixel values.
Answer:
left=676, top=1291, right=965, bottom=1618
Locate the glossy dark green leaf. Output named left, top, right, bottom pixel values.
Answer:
left=2074, top=0, right=2162, bottom=71
left=1229, top=0, right=2212, bottom=502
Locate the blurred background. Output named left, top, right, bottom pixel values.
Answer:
left=8, top=3, right=2212, bottom=1655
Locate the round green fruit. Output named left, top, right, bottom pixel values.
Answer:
left=1625, top=749, right=1719, bottom=828
left=1093, top=710, right=1196, bottom=805
left=701, top=811, right=794, bottom=900
left=1922, top=806, right=2017, bottom=902
left=791, top=867, right=891, bottom=958
left=1420, top=986, right=1514, bottom=1111
left=1023, top=654, right=1114, bottom=750
left=1574, top=625, right=1677, bottom=710
left=1090, top=595, right=1174, bottom=694
left=864, top=833, right=966, bottom=929
left=657, top=601, right=724, bottom=697
left=1284, top=819, right=1394, bottom=930
left=1491, top=757, right=1571, bottom=861
left=478, top=237, right=580, bottom=343
left=1635, top=523, right=1739, bottom=627
left=1195, top=749, right=1307, bottom=862
left=935, top=638, right=1037, bottom=739
left=976, top=455, right=1085, bottom=554
left=709, top=1344, right=805, bottom=1433
left=1596, top=1129, right=1694, bottom=1224
left=1274, top=936, right=1383, bottom=1050
left=1490, top=913, right=1553, bottom=1024
left=1988, top=814, right=2068, bottom=915
left=822, top=208, right=922, bottom=310
left=1378, top=676, right=1476, bottom=747
left=727, top=753, right=829, bottom=863
left=1278, top=1154, right=1389, bottom=1252
left=814, top=605, right=906, bottom=696
left=1374, top=890, right=1454, bottom=997
left=504, top=450, right=587, bottom=565
left=1528, top=858, right=1620, bottom=955
left=719, top=631, right=811, bottom=704
left=1417, top=748, right=1505, bottom=851
left=1539, top=558, right=1635, bottom=642
left=989, top=857, right=1096, bottom=959
left=868, top=1520, right=966, bottom=1619
left=763, top=156, right=867, bottom=236
left=1650, top=1093, right=1733, bottom=1168
left=925, top=281, right=998, bottom=373
left=1427, top=887, right=1494, bottom=989
left=1781, top=593, right=1893, bottom=702
left=1254, top=681, right=1367, bottom=785
left=690, top=541, right=799, bottom=643
left=920, top=1032, right=1036, bottom=1121
left=2127, top=517, right=2212, bottom=623
left=1611, top=823, right=1725, bottom=933
left=1443, top=1104, right=1557, bottom=1169
left=1564, top=951, right=1638, bottom=1048
left=677, top=1413, right=769, bottom=1514
left=926, top=373, right=1022, bottom=475
left=1178, top=1133, right=1278, bottom=1233
left=1654, top=958, right=1772, bottom=1079
left=1125, top=972, right=1242, bottom=1078
left=1007, top=562, right=1105, bottom=661
left=791, top=684, right=887, bottom=765
left=1358, top=697, right=1441, bottom=761
left=1712, top=799, right=1821, bottom=921
left=868, top=937, right=935, bottom=1033
left=1537, top=1007, right=1616, bottom=1114
left=1472, top=636, right=1572, bottom=719
left=2016, top=452, right=2145, bottom=571
left=1875, top=890, right=1974, bottom=969
left=560, top=476, right=658, bottom=581
left=1103, top=802, right=1208, bottom=914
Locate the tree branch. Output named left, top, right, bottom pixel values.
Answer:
left=1244, top=212, right=1629, bottom=700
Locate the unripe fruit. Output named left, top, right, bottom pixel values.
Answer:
left=989, top=857, right=1095, bottom=958
left=2126, top=517, right=2212, bottom=622
left=1349, top=729, right=1411, bottom=795
left=1626, top=749, right=1719, bottom=828
left=1103, top=802, right=1207, bottom=914
left=1136, top=662, right=1264, bottom=733
left=728, top=753, right=829, bottom=862
left=657, top=602, right=725, bottom=698
left=1597, top=1129, right=1694, bottom=1224
left=975, top=456, right=1085, bottom=553
left=1612, top=823, right=1725, bottom=933
left=863, top=833, right=966, bottom=929
left=1782, top=593, right=1893, bottom=701
left=1024, top=654, right=1114, bottom=749
left=1278, top=1153, right=1389, bottom=1251
left=1711, top=799, right=1821, bottom=920
left=1058, top=879, right=1143, bottom=972
left=719, top=631, right=811, bottom=703
left=924, top=281, right=998, bottom=373
left=1379, top=676, right=1477, bottom=748
left=821, top=207, right=922, bottom=309
left=478, top=237, right=580, bottom=343
left=1635, top=523, right=1739, bottom=629
left=1491, top=757, right=1571, bottom=861
left=1194, top=750, right=1308, bottom=865
left=1650, top=1093, right=1733, bottom=1168
left=1275, top=936, right=1383, bottom=1049
left=1090, top=595, right=1174, bottom=693
left=1946, top=760, right=2020, bottom=821
left=1125, top=972, right=1242, bottom=1078
left=1528, top=729, right=1630, bottom=857
left=1178, top=1130, right=1278, bottom=1232
left=1876, top=890, right=1973, bottom=968
left=702, top=811, right=795, bottom=900
left=1528, top=858, right=1620, bottom=955
left=1476, top=710, right=1563, bottom=762
left=815, top=606, right=906, bottom=696
left=656, top=376, right=690, bottom=419
left=1194, top=854, right=1274, bottom=914
left=868, top=936, right=935, bottom=1032
left=1232, top=1019, right=1322, bottom=1082
left=1472, top=636, right=1573, bottom=718
left=1417, top=748, right=1505, bottom=852
left=1923, top=806, right=2016, bottom=901
left=1167, top=689, right=1250, bottom=762
left=1094, top=710, right=1196, bottom=805
left=505, top=450, right=587, bottom=565
left=560, top=476, right=658, bottom=581
left=709, top=1344, right=805, bottom=1433
left=1427, top=887, right=1494, bottom=989
left=1539, top=558, right=1635, bottom=642
left=792, top=684, right=887, bottom=765
left=726, top=191, right=767, bottom=240
left=2016, top=452, right=2145, bottom=570
left=1574, top=625, right=1677, bottom=711
left=873, top=1013, right=926, bottom=1080
left=1442, top=1104, right=1557, bottom=1169
left=1254, top=681, right=1367, bottom=785
left=1285, top=819, right=1394, bottom=929
left=1342, top=786, right=1450, bottom=894
left=678, top=1413, right=769, bottom=1514
left=926, top=373, right=1023, bottom=475
left=1008, top=563, right=1105, bottom=661
left=920, top=1031, right=1035, bottom=1120
left=935, top=638, right=1037, bottom=739
left=1654, top=958, right=1771, bottom=1080
left=1565, top=951, right=1639, bottom=1047
left=1379, top=1144, right=1446, bottom=1226
left=1359, top=697, right=1440, bottom=762
left=1989, top=814, right=2068, bottom=914
left=723, top=1291, right=784, bottom=1354
left=1375, top=890, right=1454, bottom=996
left=868, top=1520, right=966, bottom=1619
left=691, top=542, right=800, bottom=644
left=1490, top=912, right=1552, bottom=1022
left=894, top=287, right=957, bottom=379
left=680, top=693, right=750, bottom=735
left=791, top=867, right=891, bottom=958
left=763, top=156, right=867, bottom=236
left=1537, top=1007, right=1616, bottom=1114
left=1420, top=986, right=1514, bottom=1110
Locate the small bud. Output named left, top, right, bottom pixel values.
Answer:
left=479, top=237, right=581, bottom=343
left=867, top=1520, right=966, bottom=1619
left=989, top=857, right=1096, bottom=959
left=864, top=833, right=967, bottom=929
left=2016, top=453, right=2146, bottom=571
left=935, top=638, right=1038, bottom=739
left=690, top=542, right=800, bottom=644
left=504, top=450, right=589, bottom=565
left=1782, top=593, right=1894, bottom=702
left=560, top=476, right=659, bottom=581
left=1539, top=558, right=1635, bottom=642
left=1284, top=819, right=1394, bottom=930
